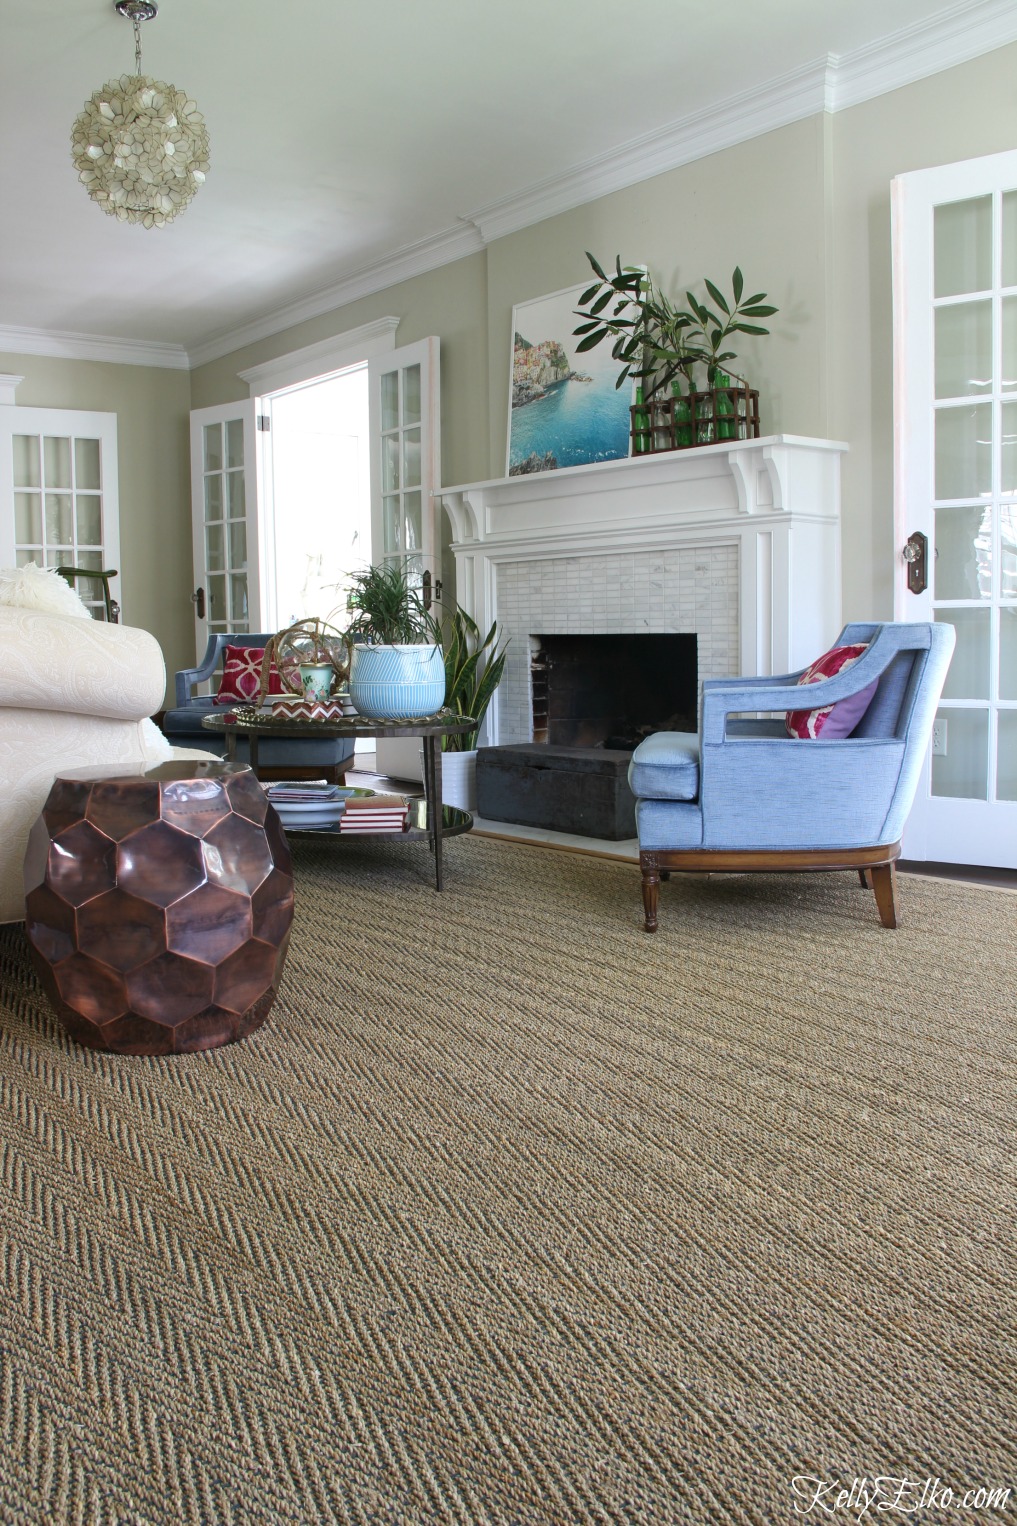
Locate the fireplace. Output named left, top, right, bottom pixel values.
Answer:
left=440, top=437, right=846, bottom=753
left=441, top=436, right=846, bottom=837
left=530, top=633, right=697, bottom=751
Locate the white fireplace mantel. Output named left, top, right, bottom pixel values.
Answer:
left=437, top=434, right=848, bottom=748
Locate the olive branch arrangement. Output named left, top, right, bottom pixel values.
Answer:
left=573, top=252, right=778, bottom=401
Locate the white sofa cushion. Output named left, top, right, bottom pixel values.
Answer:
left=0, top=606, right=217, bottom=924
left=0, top=607, right=166, bottom=720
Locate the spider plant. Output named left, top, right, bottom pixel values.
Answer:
left=342, top=558, right=434, bottom=646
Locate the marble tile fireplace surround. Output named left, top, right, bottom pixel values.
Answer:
left=439, top=436, right=847, bottom=750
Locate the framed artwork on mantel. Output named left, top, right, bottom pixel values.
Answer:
left=506, top=282, right=634, bottom=477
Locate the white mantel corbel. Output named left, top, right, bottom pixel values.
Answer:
left=437, top=434, right=848, bottom=745
left=0, top=375, right=25, bottom=406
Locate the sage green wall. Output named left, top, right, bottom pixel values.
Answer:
left=191, top=121, right=829, bottom=490
left=1, top=352, right=193, bottom=702
left=483, top=115, right=831, bottom=471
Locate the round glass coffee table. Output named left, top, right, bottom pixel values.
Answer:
left=202, top=708, right=475, bottom=891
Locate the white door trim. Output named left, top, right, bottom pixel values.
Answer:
left=237, top=317, right=400, bottom=396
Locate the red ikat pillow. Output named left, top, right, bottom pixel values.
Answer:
left=214, top=644, right=285, bottom=705
left=785, top=643, right=878, bottom=740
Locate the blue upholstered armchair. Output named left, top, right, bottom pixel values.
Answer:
left=628, top=622, right=955, bottom=930
left=160, top=631, right=355, bottom=783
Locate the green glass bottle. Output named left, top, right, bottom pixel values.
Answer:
left=671, top=377, right=692, bottom=448
left=715, top=371, right=735, bottom=441
left=633, top=386, right=650, bottom=454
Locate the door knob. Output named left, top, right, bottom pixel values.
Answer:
left=192, top=586, right=206, bottom=619
left=902, top=531, right=928, bottom=595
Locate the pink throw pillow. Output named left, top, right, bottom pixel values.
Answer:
left=785, top=644, right=878, bottom=740
left=214, top=644, right=285, bottom=705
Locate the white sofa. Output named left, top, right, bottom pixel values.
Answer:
left=0, top=605, right=214, bottom=924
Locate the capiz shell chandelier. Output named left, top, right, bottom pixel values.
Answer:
left=71, top=0, right=209, bottom=228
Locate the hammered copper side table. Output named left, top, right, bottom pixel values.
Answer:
left=23, top=761, right=294, bottom=1056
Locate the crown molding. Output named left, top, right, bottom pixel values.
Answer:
left=464, top=0, right=1017, bottom=245
left=0, top=323, right=189, bottom=370
left=829, top=0, right=1017, bottom=111
left=465, top=59, right=833, bottom=245
left=187, top=222, right=485, bottom=370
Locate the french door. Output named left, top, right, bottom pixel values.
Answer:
left=892, top=149, right=1017, bottom=867
left=0, top=406, right=120, bottom=619
left=368, top=336, right=441, bottom=590
left=189, top=339, right=441, bottom=660
left=188, top=400, right=268, bottom=654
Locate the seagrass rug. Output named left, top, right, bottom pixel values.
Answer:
left=0, top=833, right=1015, bottom=1526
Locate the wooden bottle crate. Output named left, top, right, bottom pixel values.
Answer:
left=631, top=384, right=760, bottom=454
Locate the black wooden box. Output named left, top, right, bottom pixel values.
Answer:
left=476, top=744, right=636, bottom=840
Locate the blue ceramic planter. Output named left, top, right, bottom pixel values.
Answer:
left=348, top=643, right=445, bottom=720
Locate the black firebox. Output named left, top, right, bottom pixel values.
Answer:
left=530, top=633, right=697, bottom=750
left=475, top=633, right=699, bottom=839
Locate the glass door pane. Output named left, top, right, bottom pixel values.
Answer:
left=201, top=419, right=248, bottom=636
left=932, top=188, right=1017, bottom=806
left=377, top=361, right=424, bottom=576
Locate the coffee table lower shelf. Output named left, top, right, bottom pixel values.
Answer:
left=202, top=709, right=477, bottom=893
left=280, top=799, right=473, bottom=889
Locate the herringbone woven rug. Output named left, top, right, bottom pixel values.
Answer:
left=1, top=834, right=1015, bottom=1525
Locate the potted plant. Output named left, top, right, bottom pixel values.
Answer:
left=436, top=608, right=509, bottom=811
left=573, top=254, right=777, bottom=450
left=343, top=559, right=445, bottom=720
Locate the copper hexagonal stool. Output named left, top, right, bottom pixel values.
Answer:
left=23, top=762, right=294, bottom=1056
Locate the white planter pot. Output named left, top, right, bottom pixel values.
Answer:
left=435, top=748, right=478, bottom=812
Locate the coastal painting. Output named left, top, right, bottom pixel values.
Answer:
left=506, top=283, right=633, bottom=476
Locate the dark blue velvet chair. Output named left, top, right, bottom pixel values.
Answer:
left=160, top=631, right=355, bottom=784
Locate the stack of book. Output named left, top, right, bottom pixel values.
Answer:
left=338, top=792, right=409, bottom=833
left=266, top=782, right=343, bottom=804
left=265, top=781, right=347, bottom=830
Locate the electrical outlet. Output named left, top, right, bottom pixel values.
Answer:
left=932, top=719, right=947, bottom=757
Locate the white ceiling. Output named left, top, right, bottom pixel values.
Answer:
left=0, top=0, right=1012, bottom=365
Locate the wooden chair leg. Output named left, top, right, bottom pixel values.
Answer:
left=639, top=855, right=660, bottom=933
left=869, top=861, right=899, bottom=928
left=858, top=869, right=872, bottom=889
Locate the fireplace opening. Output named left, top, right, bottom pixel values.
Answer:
left=530, top=633, right=697, bottom=751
